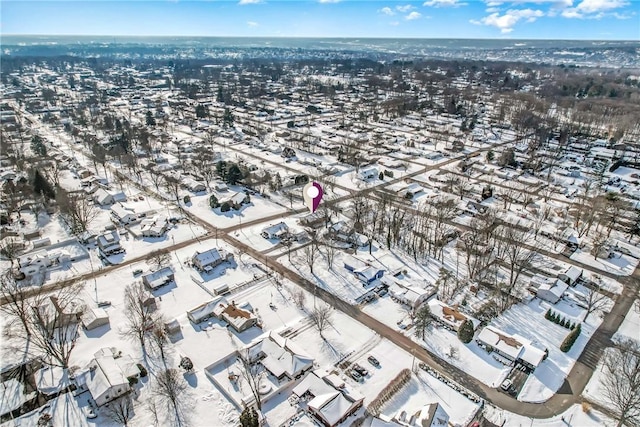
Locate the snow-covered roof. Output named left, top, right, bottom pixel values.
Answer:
left=476, top=327, right=523, bottom=360
left=561, top=266, right=582, bottom=282
left=538, top=279, right=568, bottom=299
left=427, top=299, right=480, bottom=330
left=35, top=366, right=70, bottom=396
left=292, top=371, right=334, bottom=398
left=81, top=307, right=109, bottom=328
left=187, top=296, right=225, bottom=323
left=84, top=356, right=129, bottom=403
left=261, top=222, right=289, bottom=237
left=308, top=392, right=354, bottom=426
left=192, top=248, right=227, bottom=267
left=249, top=331, right=314, bottom=379
left=111, top=204, right=135, bottom=220
left=142, top=267, right=174, bottom=288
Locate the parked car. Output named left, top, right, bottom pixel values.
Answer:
left=367, top=355, right=380, bottom=367
left=350, top=370, right=363, bottom=382
left=352, top=364, right=368, bottom=377
left=500, top=378, right=516, bottom=395
left=133, top=269, right=143, bottom=276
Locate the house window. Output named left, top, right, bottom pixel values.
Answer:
left=117, top=388, right=122, bottom=393
left=105, top=395, right=109, bottom=399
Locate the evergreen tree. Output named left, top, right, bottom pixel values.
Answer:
left=209, top=194, right=219, bottom=209
left=560, top=318, right=566, bottom=328
left=223, top=108, right=234, bottom=128
left=560, top=323, right=582, bottom=352
left=32, top=170, right=55, bottom=199
left=545, top=309, right=552, bottom=320
left=239, top=407, right=259, bottom=427
left=195, top=104, right=208, bottom=119
left=30, top=136, right=47, bottom=157
left=145, top=110, right=156, bottom=126
left=457, top=319, right=475, bottom=344
left=226, top=163, right=243, bottom=185
left=378, top=172, right=384, bottom=181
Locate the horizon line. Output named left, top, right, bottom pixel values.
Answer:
left=2, top=34, right=638, bottom=42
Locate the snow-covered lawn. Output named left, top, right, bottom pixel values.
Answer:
left=613, top=299, right=640, bottom=344
left=484, top=402, right=615, bottom=427
left=490, top=293, right=608, bottom=403
left=571, top=248, right=639, bottom=277
left=186, top=191, right=289, bottom=230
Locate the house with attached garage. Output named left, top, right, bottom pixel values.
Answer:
left=76, top=348, right=140, bottom=407
left=558, top=266, right=583, bottom=286
left=191, top=248, right=233, bottom=273
left=110, top=203, right=137, bottom=225
left=97, top=230, right=123, bottom=255
left=219, top=192, right=250, bottom=210
left=261, top=222, right=290, bottom=240
left=476, top=326, right=547, bottom=372
left=427, top=299, right=480, bottom=332
left=213, top=300, right=258, bottom=332
left=529, top=274, right=568, bottom=304
left=141, top=267, right=175, bottom=291
left=140, top=215, right=170, bottom=238
left=343, top=254, right=384, bottom=285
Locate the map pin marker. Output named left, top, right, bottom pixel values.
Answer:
left=303, top=182, right=324, bottom=213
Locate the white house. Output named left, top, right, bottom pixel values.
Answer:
left=82, top=307, right=110, bottom=330
left=18, top=249, right=51, bottom=277
left=392, top=403, right=449, bottom=427
left=261, top=222, right=290, bottom=240
left=358, top=167, right=379, bottom=181
left=142, top=267, right=175, bottom=291
left=97, top=231, right=123, bottom=255
left=530, top=275, right=568, bottom=304
left=79, top=349, right=139, bottom=407
left=93, top=189, right=126, bottom=206
left=247, top=331, right=314, bottom=382
left=110, top=204, right=137, bottom=225
left=140, top=216, right=170, bottom=238
left=558, top=266, right=582, bottom=286
left=476, top=327, right=546, bottom=372
left=191, top=248, right=233, bottom=273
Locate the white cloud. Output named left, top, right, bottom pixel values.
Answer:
left=247, top=21, right=259, bottom=27
left=390, top=21, right=400, bottom=25
left=405, top=11, right=422, bottom=19
left=238, top=0, right=262, bottom=4
left=471, top=8, right=544, bottom=32
left=380, top=6, right=395, bottom=15
left=396, top=4, right=415, bottom=12
left=561, top=0, right=629, bottom=18
left=424, top=0, right=468, bottom=7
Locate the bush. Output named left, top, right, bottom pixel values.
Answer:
left=545, top=309, right=552, bottom=320
left=183, top=195, right=191, bottom=204
left=560, top=323, right=582, bottom=352
left=559, top=318, right=566, bottom=328
left=570, top=322, right=576, bottom=330
left=209, top=194, right=219, bottom=209
left=136, top=363, right=148, bottom=377
left=457, top=320, right=475, bottom=344
left=220, top=202, right=231, bottom=212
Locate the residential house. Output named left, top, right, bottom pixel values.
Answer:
left=34, top=295, right=84, bottom=329
left=529, top=275, right=568, bottom=304
left=141, top=267, right=175, bottom=291
left=187, top=296, right=225, bottom=324
left=261, top=222, right=290, bottom=240
left=343, top=255, right=384, bottom=285
left=247, top=331, right=314, bottom=382
left=78, top=349, right=140, bottom=407
left=97, top=230, right=123, bottom=255
left=140, top=215, right=170, bottom=238
left=82, top=307, right=110, bottom=330
left=293, top=370, right=364, bottom=427
left=18, top=249, right=51, bottom=277
left=383, top=275, right=436, bottom=309
left=558, top=266, right=583, bottom=286
left=299, top=211, right=326, bottom=229
left=93, top=189, right=126, bottom=206
left=427, top=299, right=480, bottom=332
left=220, top=192, right=250, bottom=210
left=213, top=300, right=258, bottom=332
left=391, top=403, right=449, bottom=427
left=358, top=167, right=379, bottom=181
left=184, top=178, right=206, bottom=193
left=110, top=204, right=137, bottom=225
left=476, top=326, right=547, bottom=372
left=327, top=221, right=369, bottom=247
left=191, top=248, right=233, bottom=273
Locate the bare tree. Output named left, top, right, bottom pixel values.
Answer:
left=150, top=317, right=170, bottom=366
left=303, top=240, right=319, bottom=275
left=146, top=249, right=171, bottom=272
left=582, top=284, right=609, bottom=322
left=104, top=394, right=135, bottom=426
left=600, top=339, right=640, bottom=427
left=292, top=288, right=306, bottom=309
left=56, top=187, right=100, bottom=234
left=324, top=243, right=337, bottom=270
left=28, top=283, right=85, bottom=370
left=163, top=175, right=181, bottom=205
left=309, top=303, right=333, bottom=338
left=435, top=268, right=456, bottom=303
left=237, top=349, right=264, bottom=411
left=120, top=281, right=157, bottom=352
left=151, top=369, right=192, bottom=427
left=0, top=272, right=40, bottom=335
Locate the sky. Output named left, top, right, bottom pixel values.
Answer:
left=1, top=0, right=639, bottom=40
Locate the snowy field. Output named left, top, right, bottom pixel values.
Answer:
left=484, top=403, right=615, bottom=427
left=613, top=300, right=640, bottom=343
left=571, top=248, right=639, bottom=277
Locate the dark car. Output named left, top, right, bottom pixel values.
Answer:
left=367, top=356, right=380, bottom=367
left=350, top=370, right=363, bottom=382
left=353, top=363, right=368, bottom=377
